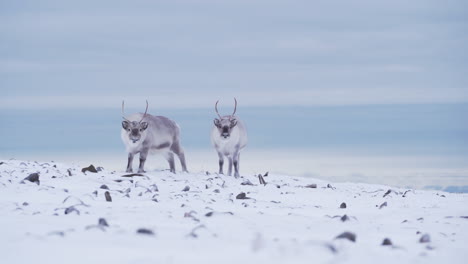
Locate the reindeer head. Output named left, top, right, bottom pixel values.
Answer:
left=121, top=100, right=149, bottom=143
left=213, top=98, right=238, bottom=139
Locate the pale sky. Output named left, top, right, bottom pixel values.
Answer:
left=1, top=0, right=467, bottom=108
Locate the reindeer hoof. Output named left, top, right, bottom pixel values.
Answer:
left=126, top=169, right=133, bottom=173
left=137, top=169, right=146, bottom=173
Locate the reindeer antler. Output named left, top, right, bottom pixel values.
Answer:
left=139, top=100, right=149, bottom=123
left=122, top=101, right=130, bottom=121
left=215, top=100, right=222, bottom=119
left=232, top=97, right=237, bottom=116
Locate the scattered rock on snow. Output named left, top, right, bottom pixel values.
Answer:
left=305, top=184, right=317, bottom=188
left=236, top=192, right=249, bottom=199
left=100, top=184, right=109, bottom=190
left=98, top=218, right=109, bottom=227
left=335, top=231, right=356, bottom=242
left=379, top=202, right=388, bottom=209
left=104, top=191, right=112, bottom=202
left=419, top=234, right=431, bottom=243
left=182, top=186, right=190, bottom=192
left=340, top=215, right=350, bottom=222
left=383, top=189, right=392, bottom=198
left=340, top=202, right=347, bottom=209
left=81, top=165, right=98, bottom=173
left=23, top=172, right=40, bottom=185
left=136, top=228, right=154, bottom=235
left=382, top=238, right=393, bottom=246
left=64, top=206, right=80, bottom=215
left=241, top=180, right=254, bottom=186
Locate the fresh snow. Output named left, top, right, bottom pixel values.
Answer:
left=1, top=159, right=467, bottom=264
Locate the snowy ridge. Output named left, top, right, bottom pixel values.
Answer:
left=1, top=159, right=467, bottom=264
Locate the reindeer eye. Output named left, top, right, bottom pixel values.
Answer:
left=127, top=129, right=130, bottom=132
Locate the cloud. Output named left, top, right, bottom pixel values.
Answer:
left=0, top=0, right=467, bottom=108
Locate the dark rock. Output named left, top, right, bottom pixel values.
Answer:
left=263, top=172, right=269, bottom=177
left=419, top=234, right=431, bottom=243
left=460, top=216, right=468, bottom=219
left=81, top=165, right=98, bottom=173
left=100, top=184, right=109, bottom=190
left=340, top=215, right=350, bottom=222
left=98, top=218, right=109, bottom=227
left=105, top=191, right=112, bottom=202
left=122, top=173, right=145, bottom=177
left=205, top=212, right=214, bottom=217
left=182, top=186, right=190, bottom=192
left=0, top=162, right=4, bottom=165
left=305, top=184, right=317, bottom=188
left=258, top=175, right=267, bottom=185
left=22, top=202, right=29, bottom=206
left=96, top=167, right=104, bottom=172
left=213, top=189, right=220, bottom=193
left=67, top=169, right=72, bottom=176
left=150, top=184, right=158, bottom=192
left=379, top=202, right=387, bottom=209
left=340, top=202, right=347, bottom=209
left=383, top=189, right=392, bottom=198
left=65, top=206, right=80, bottom=215
left=382, top=238, right=392, bottom=246
left=92, top=190, right=98, bottom=197
left=241, top=180, right=254, bottom=186
left=24, top=173, right=40, bottom=185
left=236, top=192, right=249, bottom=199
left=335, top=232, right=356, bottom=242
left=136, top=228, right=154, bottom=235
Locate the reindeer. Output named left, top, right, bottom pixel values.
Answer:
left=211, top=98, right=248, bottom=178
left=121, top=101, right=188, bottom=173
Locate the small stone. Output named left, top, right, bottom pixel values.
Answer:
left=205, top=212, right=214, bottom=217
left=150, top=184, right=158, bottom=192
left=382, top=238, right=392, bottom=246
left=22, top=202, right=29, bottom=206
left=81, top=165, right=98, bottom=173
left=340, top=202, right=347, bottom=209
left=67, top=169, right=72, bottom=176
left=182, top=186, right=190, bottom=192
left=236, top=192, right=248, bottom=199
left=241, top=180, right=254, bottom=186
left=23, top=173, right=40, bottom=185
left=92, top=190, right=98, bottom=197
left=383, top=189, right=392, bottom=198
left=136, top=228, right=154, bottom=235
left=98, top=218, right=109, bottom=227
left=340, top=215, right=350, bottom=222
left=100, top=184, right=109, bottom=190
left=213, top=189, right=220, bottom=193
left=305, top=184, right=317, bottom=188
left=419, top=234, right=431, bottom=243
left=96, top=166, right=104, bottom=172
left=335, top=232, right=356, bottom=242
left=105, top=191, right=112, bottom=202
left=64, top=206, right=80, bottom=215
left=379, top=201, right=387, bottom=209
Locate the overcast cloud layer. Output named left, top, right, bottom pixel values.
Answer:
left=1, top=0, right=467, bottom=108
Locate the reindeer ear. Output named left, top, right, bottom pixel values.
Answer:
left=213, top=118, right=220, bottom=127
left=230, top=118, right=237, bottom=127
left=141, top=122, right=148, bottom=130
left=122, top=121, right=130, bottom=129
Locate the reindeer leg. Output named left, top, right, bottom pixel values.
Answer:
left=233, top=148, right=240, bottom=178
left=126, top=153, right=134, bottom=173
left=138, top=148, right=149, bottom=173
left=216, top=151, right=224, bottom=174
left=227, top=156, right=233, bottom=176
left=166, top=152, right=176, bottom=173
left=171, top=142, right=188, bottom=172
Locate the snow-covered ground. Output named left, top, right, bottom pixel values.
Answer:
left=1, top=159, right=467, bottom=264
